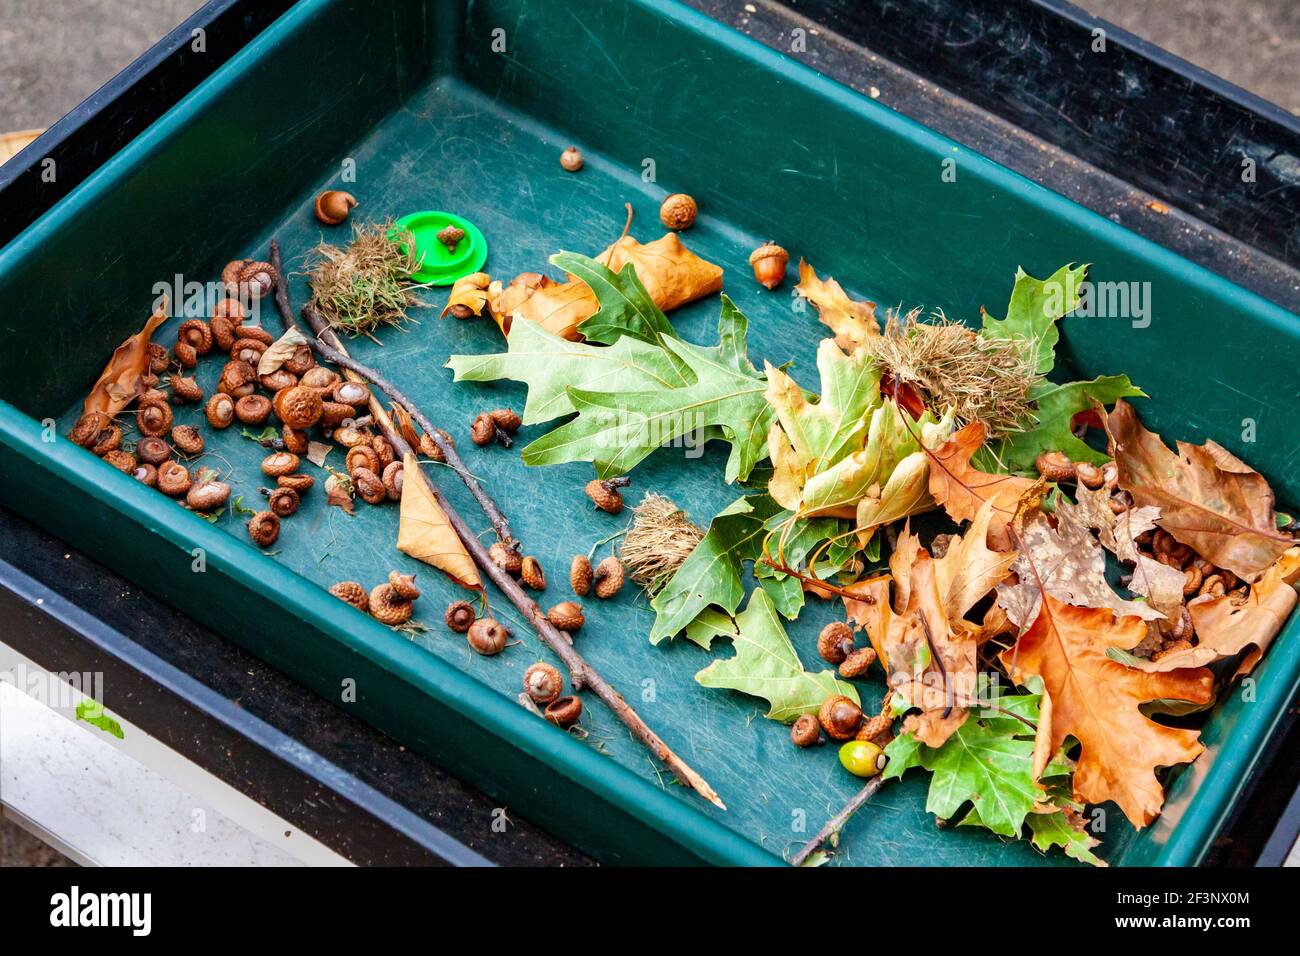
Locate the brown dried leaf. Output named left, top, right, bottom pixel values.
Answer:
left=1107, top=400, right=1290, bottom=582
left=794, top=260, right=879, bottom=353
left=395, top=452, right=480, bottom=589
left=1001, top=595, right=1214, bottom=827
left=927, top=422, right=1037, bottom=550
left=324, top=473, right=355, bottom=516
left=82, top=299, right=169, bottom=419
left=257, top=327, right=310, bottom=376
left=440, top=271, right=490, bottom=319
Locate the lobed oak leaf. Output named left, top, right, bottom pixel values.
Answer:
left=794, top=259, right=879, bottom=352
left=926, top=421, right=1037, bottom=550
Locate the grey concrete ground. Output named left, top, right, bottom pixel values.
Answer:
left=0, top=0, right=1295, bottom=867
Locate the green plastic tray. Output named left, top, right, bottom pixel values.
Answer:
left=0, top=0, right=1296, bottom=866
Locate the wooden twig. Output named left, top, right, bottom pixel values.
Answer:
left=269, top=240, right=724, bottom=810
left=790, top=775, right=886, bottom=867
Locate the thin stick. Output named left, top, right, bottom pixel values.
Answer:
left=790, top=775, right=886, bottom=866
left=270, top=240, right=724, bottom=810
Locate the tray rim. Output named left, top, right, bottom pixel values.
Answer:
left=0, top=0, right=1297, bottom=866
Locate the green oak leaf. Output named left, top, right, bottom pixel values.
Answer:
left=981, top=375, right=1145, bottom=472
left=753, top=512, right=846, bottom=620
left=980, top=263, right=1089, bottom=374
left=695, top=588, right=858, bottom=723
left=1027, top=808, right=1105, bottom=867
left=559, top=253, right=686, bottom=359
left=683, top=608, right=739, bottom=651
left=522, top=296, right=771, bottom=482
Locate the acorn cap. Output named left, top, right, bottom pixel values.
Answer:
left=570, top=555, right=593, bottom=596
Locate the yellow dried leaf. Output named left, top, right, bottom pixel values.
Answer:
left=396, top=452, right=480, bottom=589
left=794, top=259, right=879, bottom=352
left=440, top=271, right=491, bottom=319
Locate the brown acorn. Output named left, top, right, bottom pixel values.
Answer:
left=234, top=260, right=277, bottom=301
left=314, top=190, right=357, bottom=225
left=174, top=340, right=198, bottom=369
left=523, top=662, right=564, bottom=706
left=235, top=394, right=272, bottom=425
left=320, top=401, right=354, bottom=427
left=544, top=695, right=583, bottom=728
left=133, top=463, right=158, bottom=487
left=263, top=486, right=300, bottom=517
left=177, top=318, right=213, bottom=355
left=169, top=375, right=203, bottom=404
left=301, top=367, right=340, bottom=390
left=332, top=380, right=371, bottom=408
left=261, top=452, right=300, bottom=477
left=282, top=425, right=309, bottom=454
left=277, top=473, right=315, bottom=493
left=368, top=583, right=413, bottom=626
left=547, top=601, right=584, bottom=633
left=593, top=556, right=625, bottom=599
left=467, top=617, right=509, bottom=655
left=839, top=647, right=877, bottom=679
left=444, top=600, right=476, bottom=633
left=437, top=225, right=466, bottom=253
left=136, top=400, right=174, bottom=437
left=748, top=242, right=789, bottom=290
left=171, top=425, right=204, bottom=456
left=136, top=436, right=172, bottom=466
left=570, top=555, right=593, bottom=596
left=206, top=393, right=236, bottom=429
left=330, top=581, right=369, bottom=612
left=187, top=480, right=231, bottom=512
left=559, top=146, right=584, bottom=172
left=584, top=476, right=630, bottom=514
left=101, top=450, right=136, bottom=473
left=388, top=571, right=420, bottom=601
left=817, top=621, right=855, bottom=664
left=382, top=461, right=404, bottom=501
left=217, top=360, right=256, bottom=398
left=659, top=193, right=697, bottom=231
left=346, top=444, right=381, bottom=476
left=489, top=408, right=521, bottom=433
left=273, top=386, right=323, bottom=429
left=489, top=541, right=524, bottom=575
left=520, top=556, right=546, bottom=591
left=247, top=511, right=280, bottom=548
left=147, top=342, right=170, bottom=374
left=231, top=337, right=268, bottom=368
left=69, top=411, right=109, bottom=447
left=352, top=467, right=387, bottom=505
left=818, top=694, right=863, bottom=741
left=791, top=713, right=821, bottom=748
left=156, top=461, right=192, bottom=497
left=91, top=425, right=122, bottom=456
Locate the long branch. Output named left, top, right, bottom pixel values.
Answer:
left=269, top=240, right=724, bottom=810
left=790, top=775, right=886, bottom=866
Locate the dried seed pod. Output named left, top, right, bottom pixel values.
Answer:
left=544, top=695, right=583, bottom=728
left=177, top=318, right=214, bottom=355
left=489, top=408, right=521, bottom=433
left=444, top=600, right=476, bottom=633
left=382, top=460, right=404, bottom=501
left=547, top=601, right=584, bottom=633
left=570, top=555, right=593, bottom=596
left=818, top=694, right=863, bottom=741
left=489, top=541, right=524, bottom=575
left=839, top=647, right=877, bottom=679
left=133, top=463, right=158, bottom=487
left=147, top=342, right=170, bottom=374
left=169, top=375, right=203, bottom=404
left=187, top=480, right=231, bottom=512
left=467, top=617, right=509, bottom=655
left=593, top=556, right=625, bottom=599
left=367, top=583, right=412, bottom=625
left=1035, top=450, right=1075, bottom=483
left=856, top=713, right=893, bottom=743
left=1074, top=461, right=1104, bottom=490
left=171, top=425, right=204, bottom=456
left=352, top=467, right=387, bottom=505
left=346, top=444, right=381, bottom=476
left=70, top=411, right=109, bottom=447
left=261, top=452, right=300, bottom=477
left=520, top=556, right=546, bottom=591
left=283, top=344, right=316, bottom=377
left=331, top=380, right=371, bottom=408
left=274, top=385, right=324, bottom=429
left=174, top=340, right=198, bottom=368
left=559, top=146, right=584, bottom=172
left=136, top=400, right=174, bottom=437
left=247, top=511, right=280, bottom=547
left=300, top=366, right=340, bottom=390
left=231, top=337, right=268, bottom=367
left=235, top=394, right=272, bottom=425
left=748, top=241, right=789, bottom=290
left=91, top=425, right=122, bottom=456
left=136, top=436, right=172, bottom=466
left=260, top=369, right=297, bottom=393
left=277, top=472, right=314, bottom=493
left=659, top=193, right=697, bottom=231
left=263, top=486, right=300, bottom=517
left=314, top=190, right=357, bottom=225
left=523, top=662, right=563, bottom=705
left=101, top=450, right=136, bottom=473
left=217, top=359, right=256, bottom=398
left=282, top=425, right=309, bottom=455
left=329, top=581, right=369, bottom=612
left=584, top=476, right=630, bottom=514
left=234, top=325, right=275, bottom=346
left=791, top=714, right=821, bottom=748
left=235, top=260, right=277, bottom=301
left=320, top=401, right=354, bottom=427
left=156, top=460, right=192, bottom=497
left=388, top=571, right=420, bottom=601
left=470, top=412, right=496, bottom=446
left=818, top=621, right=855, bottom=664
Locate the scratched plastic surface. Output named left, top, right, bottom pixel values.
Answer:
left=5, top=0, right=1300, bottom=865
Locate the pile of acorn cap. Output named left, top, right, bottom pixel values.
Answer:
left=329, top=571, right=421, bottom=627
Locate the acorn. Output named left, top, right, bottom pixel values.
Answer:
left=156, top=461, right=192, bottom=497
left=371, top=436, right=396, bottom=469
left=234, top=260, right=277, bottom=301
left=177, top=318, right=213, bottom=355
left=236, top=394, right=272, bottom=425
left=437, top=225, right=466, bottom=254
left=444, top=600, right=476, bottom=633
left=559, top=146, right=584, bottom=172
left=136, top=436, right=172, bottom=466
left=171, top=425, right=204, bottom=457
left=69, top=411, right=109, bottom=447
left=748, top=242, right=789, bottom=290
left=346, top=444, right=381, bottom=476
left=593, top=556, right=625, bottom=599
left=839, top=647, right=877, bottom=679
left=817, top=621, right=855, bottom=664
left=209, top=309, right=240, bottom=352
left=467, top=617, right=509, bottom=655
left=470, top=413, right=496, bottom=446
left=547, top=601, right=584, bottom=633
left=90, top=425, right=122, bottom=456
left=1075, top=461, right=1105, bottom=490
left=520, top=556, right=546, bottom=591
left=332, top=380, right=371, bottom=408
left=544, top=695, right=583, bottom=728
left=856, top=713, right=893, bottom=744
left=523, top=662, right=563, bottom=705
left=585, top=476, right=630, bottom=514
left=791, top=713, right=821, bottom=748
left=320, top=401, right=355, bottom=427
left=382, top=461, right=404, bottom=501
left=330, top=581, right=369, bottom=612
left=187, top=480, right=231, bottom=512
left=169, top=375, right=203, bottom=404
left=301, top=366, right=340, bottom=390
left=570, top=555, right=593, bottom=596
left=133, top=463, right=158, bottom=487
left=174, top=340, right=198, bottom=369
left=231, top=337, right=268, bottom=368
left=206, top=393, right=236, bottom=429
left=388, top=571, right=420, bottom=601
left=101, top=450, right=136, bottom=473
left=818, top=695, right=863, bottom=741
left=147, top=342, right=170, bottom=374
left=279, top=425, right=307, bottom=455
left=314, top=190, right=357, bottom=226
left=259, top=363, right=298, bottom=390
left=286, top=347, right=316, bottom=379
left=248, top=511, right=280, bottom=548
left=489, top=408, right=522, bottom=434
left=368, top=583, right=413, bottom=626
left=659, top=193, right=697, bottom=231
left=352, top=467, right=387, bottom=505
left=217, top=359, right=256, bottom=398
left=136, top=399, right=174, bottom=438
left=277, top=473, right=315, bottom=493
left=489, top=541, right=524, bottom=575
left=262, top=486, right=300, bottom=517
left=273, top=385, right=323, bottom=429
left=261, top=452, right=300, bottom=477
left=1035, top=450, right=1074, bottom=483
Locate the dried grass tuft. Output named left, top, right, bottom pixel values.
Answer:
left=620, top=494, right=705, bottom=595
left=865, top=309, right=1040, bottom=436
left=307, top=220, right=426, bottom=336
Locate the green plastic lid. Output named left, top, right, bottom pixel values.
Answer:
left=391, top=210, right=487, bottom=286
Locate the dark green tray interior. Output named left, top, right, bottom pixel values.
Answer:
left=2, top=0, right=1298, bottom=866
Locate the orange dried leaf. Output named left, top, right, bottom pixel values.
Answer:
left=927, top=422, right=1037, bottom=550
left=82, top=299, right=169, bottom=419
left=1001, top=595, right=1214, bottom=827
left=440, top=271, right=491, bottom=319
left=794, top=259, right=879, bottom=352
left=396, top=452, right=481, bottom=589
left=1107, top=400, right=1290, bottom=582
